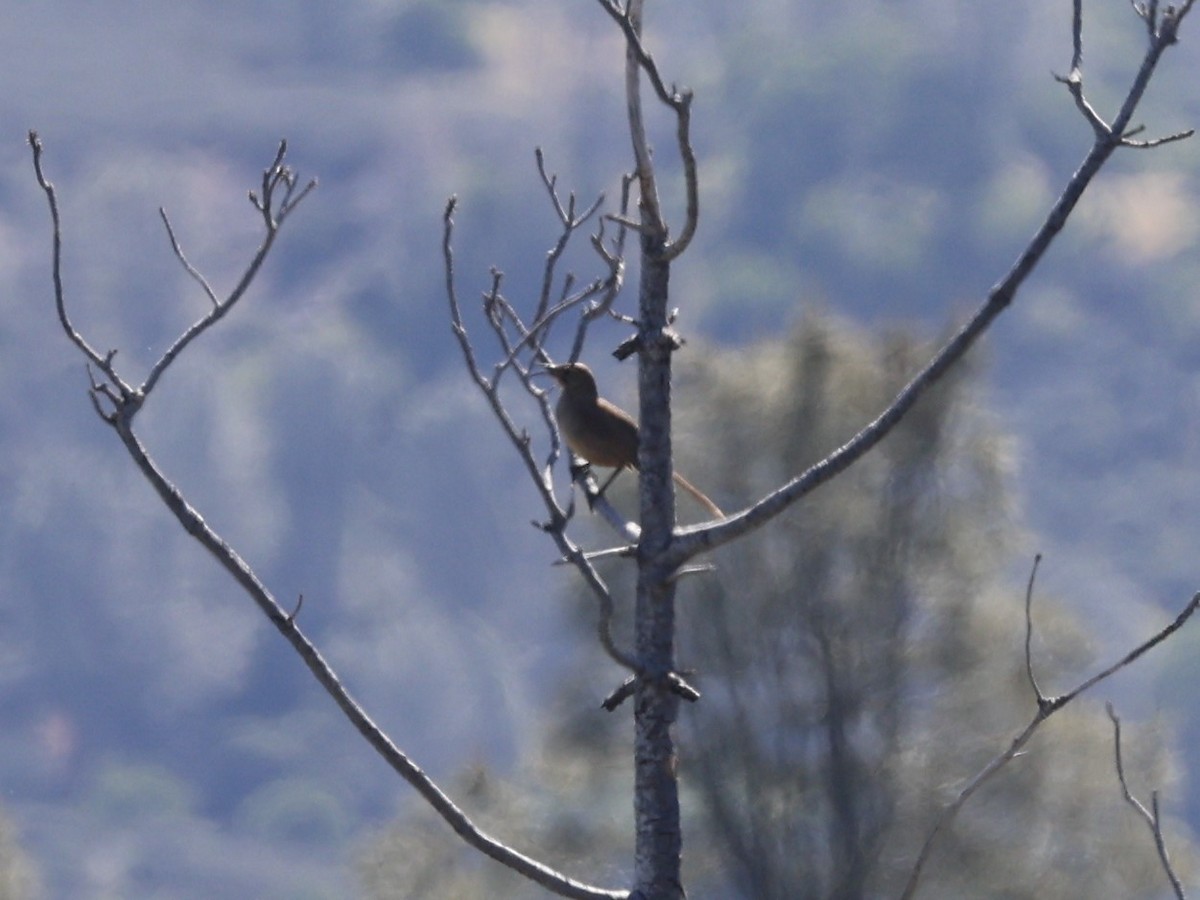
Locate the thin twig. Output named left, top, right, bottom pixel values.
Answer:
left=553, top=544, right=638, bottom=566
left=1023, top=553, right=1045, bottom=701
left=900, top=591, right=1200, bottom=899
left=570, top=174, right=634, bottom=363
left=159, top=209, right=220, bottom=307
left=1053, top=593, right=1200, bottom=708
left=496, top=277, right=610, bottom=378
left=664, top=88, right=700, bottom=262
left=533, top=147, right=605, bottom=324
left=142, top=141, right=316, bottom=400
left=443, top=198, right=640, bottom=675
left=474, top=151, right=620, bottom=384
left=1106, top=704, right=1186, bottom=899
left=1123, top=127, right=1195, bottom=148
left=28, top=132, right=136, bottom=403
left=1071, top=0, right=1084, bottom=72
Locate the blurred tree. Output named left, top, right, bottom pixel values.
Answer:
left=667, top=314, right=1195, bottom=898
left=358, top=761, right=630, bottom=898
left=359, top=311, right=1196, bottom=898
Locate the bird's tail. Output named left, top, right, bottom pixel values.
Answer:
left=673, top=470, right=724, bottom=519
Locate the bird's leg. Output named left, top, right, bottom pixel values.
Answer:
left=595, top=466, right=625, bottom=503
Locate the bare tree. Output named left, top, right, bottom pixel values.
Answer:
left=30, top=2, right=1200, bottom=900
left=495, top=317, right=1196, bottom=899
left=444, top=1, right=1200, bottom=897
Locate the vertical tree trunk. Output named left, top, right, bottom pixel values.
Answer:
left=631, top=242, right=684, bottom=900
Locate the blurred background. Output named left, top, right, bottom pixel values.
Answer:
left=1, top=1, right=1199, bottom=897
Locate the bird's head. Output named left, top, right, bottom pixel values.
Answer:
left=544, top=362, right=600, bottom=401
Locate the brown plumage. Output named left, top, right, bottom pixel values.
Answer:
left=546, top=362, right=724, bottom=519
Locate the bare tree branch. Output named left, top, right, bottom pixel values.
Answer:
left=1023, top=553, right=1046, bottom=701
left=141, top=140, right=316, bottom=400
left=594, top=0, right=699, bottom=260
left=29, top=131, right=136, bottom=404
left=159, top=208, right=220, bottom=308
left=604, top=0, right=661, bottom=238
left=442, top=197, right=640, bottom=677
left=1107, top=703, right=1187, bottom=900
left=108, top=419, right=628, bottom=900
left=899, top=585, right=1200, bottom=899
left=569, top=172, right=635, bottom=362
left=533, top=147, right=606, bottom=324
left=1058, top=0, right=1196, bottom=146
left=33, top=139, right=626, bottom=900
left=441, top=1, right=1200, bottom=895
left=664, top=0, right=1196, bottom=572
left=465, top=156, right=628, bottom=384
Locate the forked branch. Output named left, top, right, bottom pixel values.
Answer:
left=1107, top=703, right=1186, bottom=899
left=442, top=196, right=640, bottom=677
left=141, top=140, right=316, bottom=399
left=899, top=562, right=1200, bottom=900
left=33, top=138, right=625, bottom=900
left=665, top=0, right=1195, bottom=570
left=595, top=0, right=699, bottom=260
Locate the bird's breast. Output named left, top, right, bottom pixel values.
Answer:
left=555, top=396, right=639, bottom=469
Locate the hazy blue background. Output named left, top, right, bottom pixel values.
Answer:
left=1, top=1, right=1198, bottom=896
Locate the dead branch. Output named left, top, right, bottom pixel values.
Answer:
left=442, top=197, right=640, bottom=677
left=33, top=138, right=626, bottom=900
left=594, top=0, right=698, bottom=260
left=899, top=573, right=1200, bottom=900
left=665, top=0, right=1196, bottom=572
left=1107, top=703, right=1186, bottom=899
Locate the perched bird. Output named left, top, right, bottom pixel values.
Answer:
left=545, top=362, right=724, bottom=519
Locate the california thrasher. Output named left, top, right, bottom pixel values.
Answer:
left=545, top=362, right=724, bottom=519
